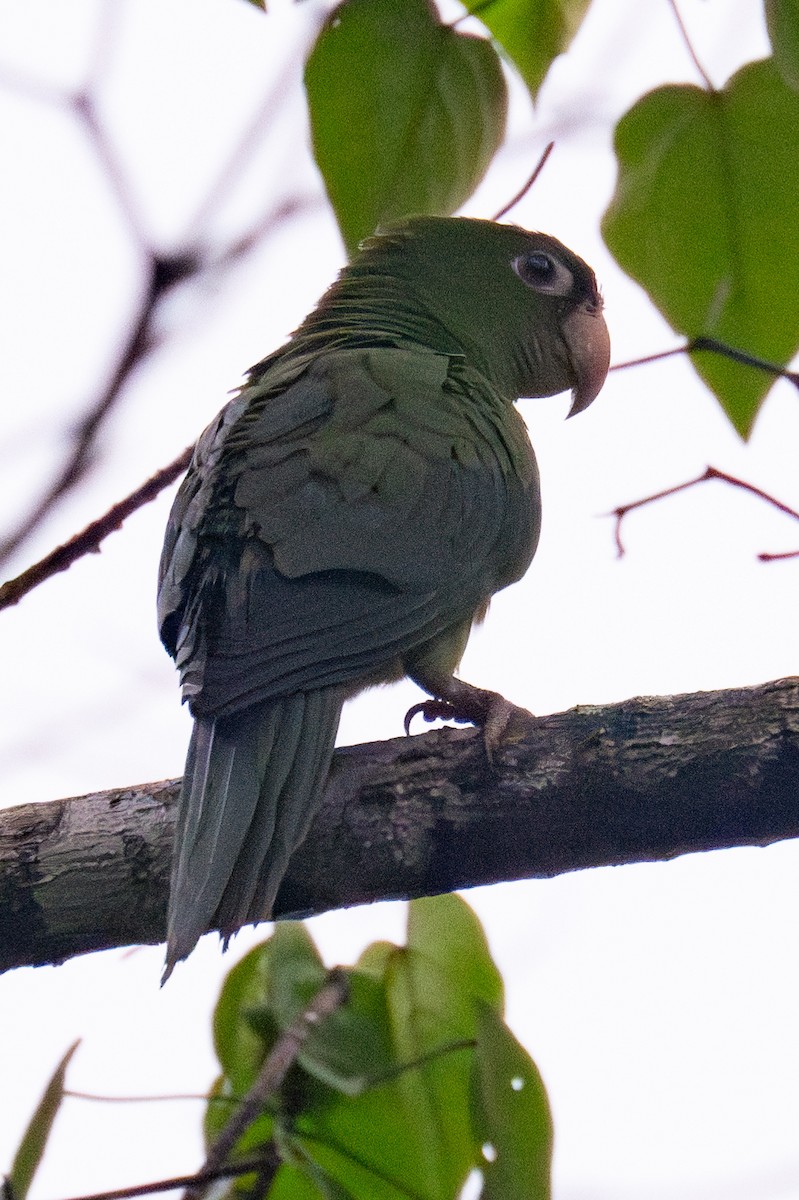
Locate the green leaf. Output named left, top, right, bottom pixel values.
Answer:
left=467, top=0, right=592, bottom=100
left=470, top=1003, right=552, bottom=1200
left=407, top=894, right=504, bottom=1014
left=305, top=0, right=507, bottom=256
left=354, top=940, right=395, bottom=981
left=603, top=58, right=799, bottom=436
left=297, top=971, right=398, bottom=1097
left=213, top=924, right=327, bottom=1094
left=9, top=1042, right=80, bottom=1200
left=255, top=924, right=329, bottom=1030
left=207, top=903, right=550, bottom=1200
left=203, top=1073, right=276, bottom=1169
left=279, top=944, right=470, bottom=1200
left=379, top=946, right=476, bottom=1199
left=276, top=1134, right=361, bottom=1200
left=289, top=905, right=494, bottom=1200
left=203, top=1074, right=249, bottom=1154
left=213, top=943, right=276, bottom=1095
left=766, top=0, right=799, bottom=90
left=266, top=1161, right=329, bottom=1200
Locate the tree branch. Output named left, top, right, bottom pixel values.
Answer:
left=0, top=14, right=313, bottom=572
left=0, top=446, right=193, bottom=611
left=2, top=677, right=798, bottom=973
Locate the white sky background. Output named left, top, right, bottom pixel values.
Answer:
left=1, top=1, right=798, bottom=1197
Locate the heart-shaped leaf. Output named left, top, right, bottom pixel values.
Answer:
left=470, top=1003, right=552, bottom=1200
left=766, top=0, right=799, bottom=90
left=305, top=0, right=507, bottom=256
left=467, top=0, right=592, bottom=101
left=603, top=58, right=799, bottom=436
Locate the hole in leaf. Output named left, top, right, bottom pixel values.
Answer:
left=458, top=1168, right=484, bottom=1200
left=482, top=1142, right=497, bottom=1163
left=511, top=1075, right=524, bottom=1091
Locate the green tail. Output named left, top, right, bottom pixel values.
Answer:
left=164, top=688, right=343, bottom=979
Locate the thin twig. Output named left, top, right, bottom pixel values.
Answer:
left=492, top=142, right=555, bottom=221
left=82, top=0, right=123, bottom=96
left=610, top=337, right=799, bottom=390
left=187, top=49, right=311, bottom=236
left=0, top=4, right=299, bottom=571
left=0, top=251, right=199, bottom=571
left=0, top=275, right=149, bottom=566
left=72, top=4, right=146, bottom=245
left=610, top=344, right=688, bottom=372
left=759, top=548, right=799, bottom=562
left=0, top=16, right=169, bottom=572
left=72, top=92, right=151, bottom=248
left=609, top=465, right=799, bottom=558
left=64, top=1090, right=227, bottom=1105
left=45, top=1154, right=280, bottom=1200
left=0, top=446, right=193, bottom=612
left=691, top=335, right=799, bottom=389
left=666, top=0, right=714, bottom=90
left=182, top=970, right=349, bottom=1200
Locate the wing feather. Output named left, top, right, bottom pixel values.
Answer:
left=159, top=345, right=539, bottom=720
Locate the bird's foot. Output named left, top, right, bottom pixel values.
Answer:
left=404, top=684, right=532, bottom=764
left=460, top=688, right=529, bottom=763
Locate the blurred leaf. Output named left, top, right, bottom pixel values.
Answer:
left=470, top=1002, right=552, bottom=1200
left=214, top=925, right=326, bottom=1094
left=282, top=943, right=467, bottom=1199
left=266, top=1162, right=328, bottom=1200
left=354, top=941, right=395, bottom=981
left=213, top=942, right=276, bottom=1094
left=766, top=0, right=799, bottom=90
left=255, top=924, right=328, bottom=1030
left=204, top=1073, right=237, bottom=1150
left=9, top=1042, right=79, bottom=1200
left=407, top=893, right=504, bottom=1014
left=208, top=899, right=550, bottom=1199
left=203, top=1073, right=275, bottom=1163
left=379, top=946, right=476, bottom=1198
left=276, top=1135, right=360, bottom=1200
left=468, top=0, right=592, bottom=100
left=603, top=58, right=799, bottom=436
left=297, top=971, right=397, bottom=1096
left=302, top=897, right=508, bottom=1199
left=305, top=0, right=507, bottom=255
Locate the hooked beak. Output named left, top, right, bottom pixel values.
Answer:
left=563, top=301, right=611, bottom=417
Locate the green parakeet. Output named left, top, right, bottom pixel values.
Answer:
left=158, top=217, right=609, bottom=977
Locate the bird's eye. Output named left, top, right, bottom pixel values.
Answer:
left=523, top=252, right=554, bottom=279
left=513, top=250, right=574, bottom=296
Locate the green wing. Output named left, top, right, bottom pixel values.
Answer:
left=158, top=344, right=540, bottom=720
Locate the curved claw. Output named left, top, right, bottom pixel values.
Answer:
left=404, top=699, right=469, bottom=736
left=406, top=688, right=534, bottom=767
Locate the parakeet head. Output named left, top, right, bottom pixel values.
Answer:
left=355, top=216, right=610, bottom=414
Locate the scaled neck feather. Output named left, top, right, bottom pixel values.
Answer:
left=285, top=266, right=465, bottom=361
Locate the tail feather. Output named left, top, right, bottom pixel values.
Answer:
left=213, top=692, right=309, bottom=929
left=245, top=689, right=341, bottom=921
left=164, top=688, right=343, bottom=980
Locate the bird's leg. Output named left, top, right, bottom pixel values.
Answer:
left=404, top=622, right=534, bottom=759
left=405, top=669, right=533, bottom=762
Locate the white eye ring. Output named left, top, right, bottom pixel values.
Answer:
left=513, top=251, right=574, bottom=296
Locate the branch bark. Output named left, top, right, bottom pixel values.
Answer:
left=2, top=677, right=798, bottom=973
